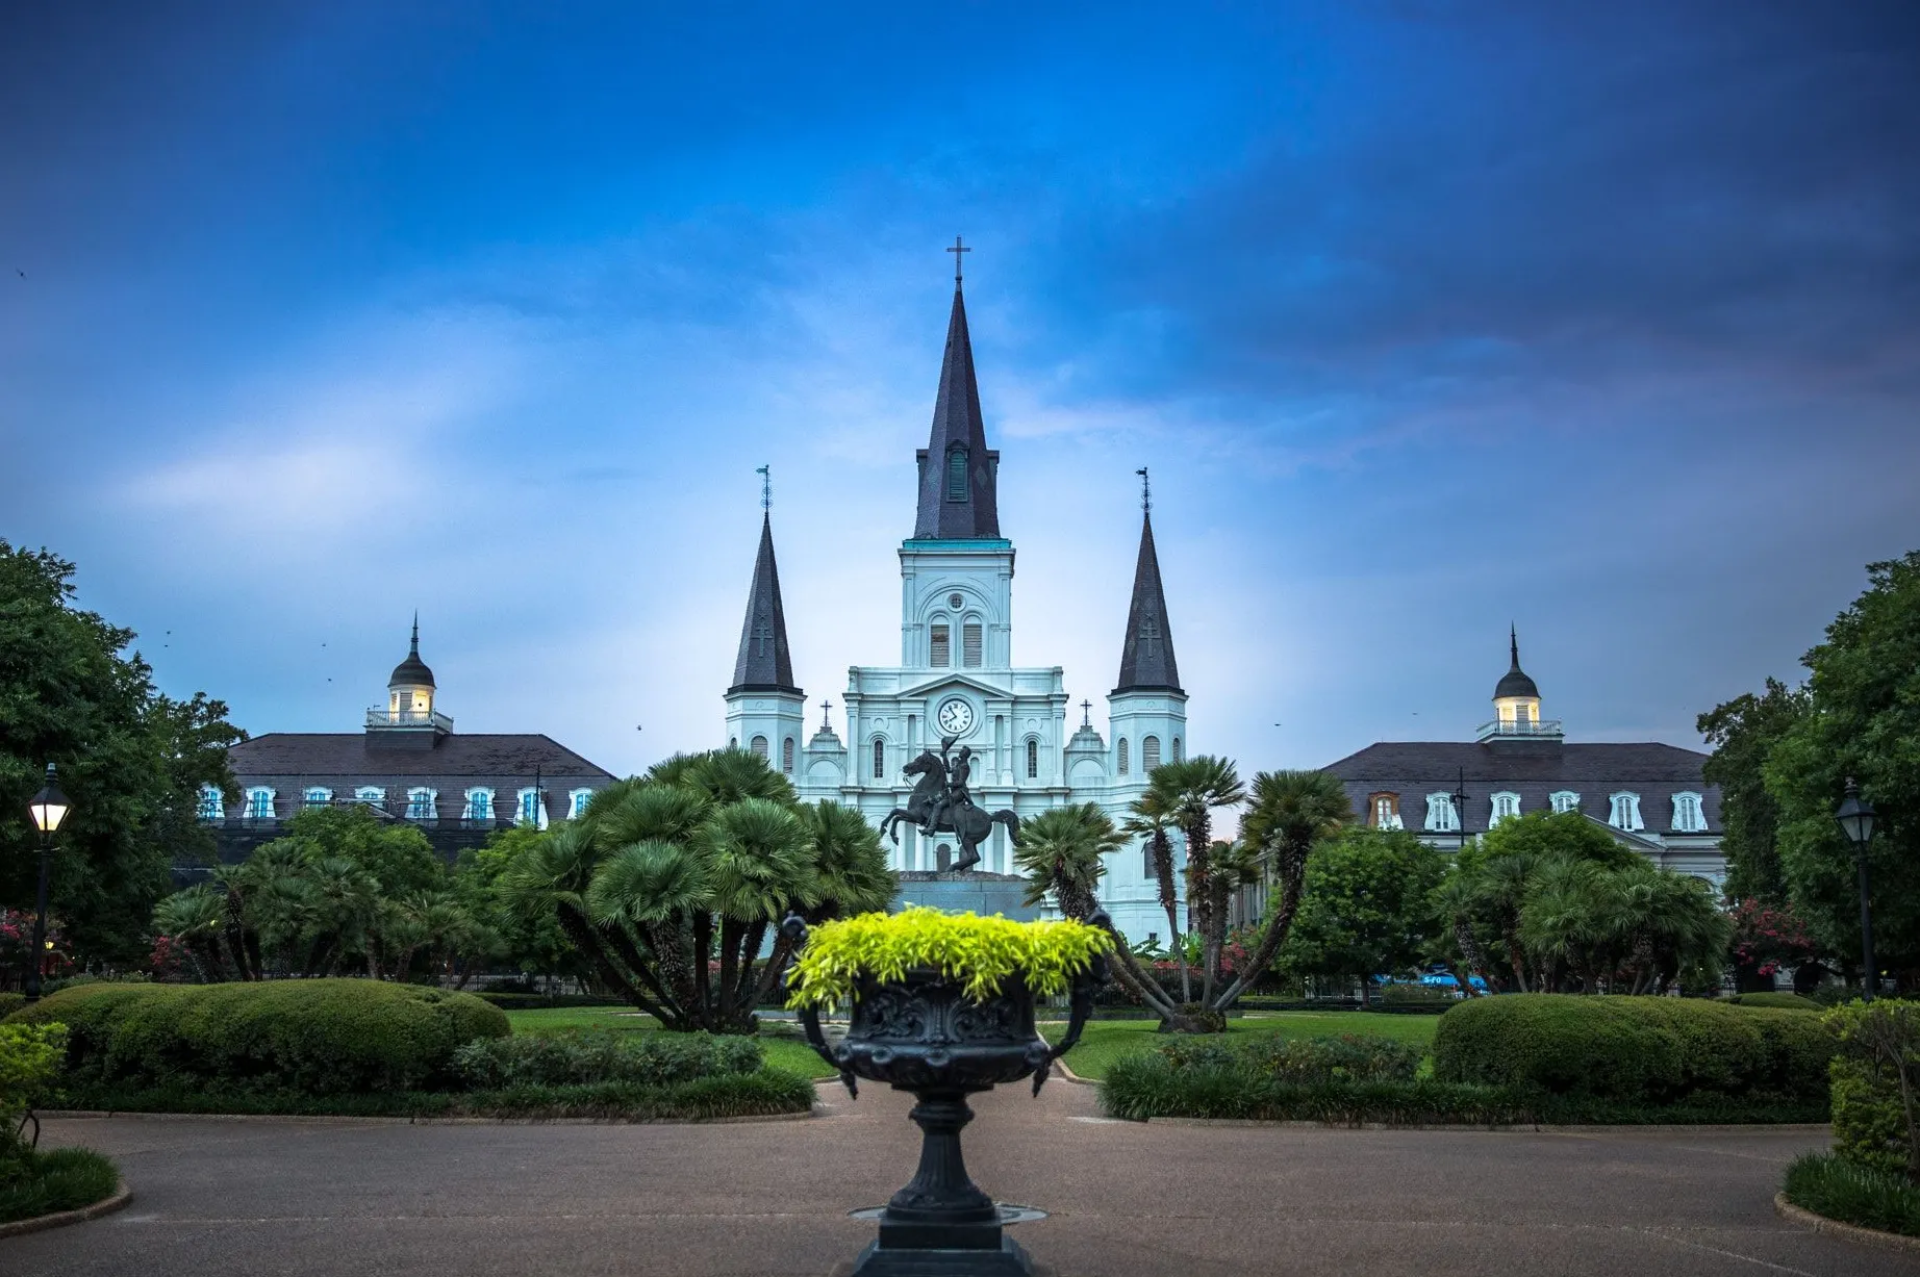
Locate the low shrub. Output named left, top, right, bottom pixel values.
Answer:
left=51, top=1068, right=815, bottom=1122
left=1728, top=992, right=1821, bottom=1012
left=1101, top=1051, right=1828, bottom=1126
left=1432, top=994, right=1831, bottom=1105
left=1155, top=1033, right=1420, bottom=1084
left=0, top=1023, right=67, bottom=1152
left=5, top=979, right=509, bottom=1094
left=0, top=1146, right=121, bottom=1224
left=1824, top=999, right=1920, bottom=1179
left=1783, top=1151, right=1920, bottom=1237
left=0, top=994, right=24, bottom=1020
left=451, top=1031, right=760, bottom=1089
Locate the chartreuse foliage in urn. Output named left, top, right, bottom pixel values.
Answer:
left=785, top=908, right=1111, bottom=1010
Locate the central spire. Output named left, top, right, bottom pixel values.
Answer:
left=1115, top=506, right=1182, bottom=693
left=913, top=262, right=1000, bottom=539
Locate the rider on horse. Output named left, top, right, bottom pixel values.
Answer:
left=920, top=740, right=974, bottom=837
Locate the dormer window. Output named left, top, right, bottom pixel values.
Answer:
left=1671, top=791, right=1707, bottom=833
left=355, top=786, right=385, bottom=808
left=930, top=624, right=951, bottom=667
left=1424, top=793, right=1458, bottom=832
left=946, top=445, right=969, bottom=501
left=245, top=787, right=275, bottom=820
left=198, top=785, right=224, bottom=820
left=518, top=788, right=544, bottom=827
left=406, top=787, right=437, bottom=820
left=1368, top=793, right=1402, bottom=830
left=568, top=788, right=593, bottom=819
left=1608, top=792, right=1644, bottom=832
left=464, top=787, right=494, bottom=823
left=304, top=787, right=331, bottom=808
left=1550, top=790, right=1580, bottom=814
left=1490, top=792, right=1521, bottom=826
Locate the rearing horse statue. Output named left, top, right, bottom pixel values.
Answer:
left=881, top=748, right=1021, bottom=873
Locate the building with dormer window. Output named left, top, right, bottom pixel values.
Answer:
left=196, top=620, right=616, bottom=879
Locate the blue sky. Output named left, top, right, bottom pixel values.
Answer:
left=3, top=2, right=1916, bottom=779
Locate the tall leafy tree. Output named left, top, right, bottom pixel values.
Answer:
left=1765, top=552, right=1920, bottom=987
left=0, top=542, right=243, bottom=968
left=1698, top=677, right=1811, bottom=904
left=1278, top=827, right=1446, bottom=1006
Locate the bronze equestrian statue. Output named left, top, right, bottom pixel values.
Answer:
left=880, top=736, right=1021, bottom=872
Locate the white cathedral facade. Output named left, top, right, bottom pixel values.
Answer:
left=720, top=272, right=1188, bottom=942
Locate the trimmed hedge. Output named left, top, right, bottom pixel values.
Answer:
left=49, top=1068, right=816, bottom=1121
left=1154, top=1033, right=1421, bottom=1084
left=1432, top=994, right=1831, bottom=1105
left=1824, top=999, right=1920, bottom=1177
left=1728, top=992, right=1821, bottom=1012
left=0, top=994, right=24, bottom=1020
left=1100, top=1052, right=1829, bottom=1125
left=4, top=979, right=509, bottom=1094
left=451, top=1031, right=761, bottom=1088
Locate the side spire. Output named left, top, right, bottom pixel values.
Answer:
left=913, top=245, right=1000, bottom=539
left=729, top=510, right=800, bottom=695
left=1115, top=487, right=1182, bottom=693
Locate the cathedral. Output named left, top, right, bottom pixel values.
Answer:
left=720, top=264, right=1187, bottom=942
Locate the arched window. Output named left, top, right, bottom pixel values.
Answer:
left=1142, top=736, right=1161, bottom=771
left=946, top=446, right=969, bottom=501
left=518, top=788, right=544, bottom=827
left=198, top=785, right=224, bottom=820
left=872, top=738, right=886, bottom=780
left=464, top=788, right=494, bottom=823
left=406, top=787, right=436, bottom=820
left=1672, top=791, right=1706, bottom=833
left=354, top=786, right=385, bottom=808
left=1424, top=793, right=1457, bottom=832
left=750, top=735, right=769, bottom=760
left=962, top=621, right=983, bottom=667
left=782, top=736, right=795, bottom=773
left=245, top=787, right=275, bottom=820
left=729, top=737, right=738, bottom=750
left=1609, top=791, right=1643, bottom=831
left=930, top=623, right=951, bottom=667
left=1550, top=790, right=1580, bottom=814
left=303, top=787, right=331, bottom=808
left=1117, top=738, right=1129, bottom=775
left=568, top=788, right=594, bottom=819
left=1490, top=792, right=1521, bottom=825
left=1026, top=738, right=1039, bottom=779
left=1173, top=736, right=1182, bottom=763
left=1368, top=793, right=1402, bottom=830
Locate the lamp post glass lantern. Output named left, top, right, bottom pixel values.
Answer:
left=24, top=763, right=70, bottom=1003
left=1836, top=778, right=1878, bottom=1002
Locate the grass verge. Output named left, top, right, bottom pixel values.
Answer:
left=1783, top=1152, right=1920, bottom=1237
left=1040, top=1013, right=1441, bottom=1081
left=0, top=1147, right=121, bottom=1225
left=1100, top=1055, right=1829, bottom=1126
left=50, top=1067, right=816, bottom=1122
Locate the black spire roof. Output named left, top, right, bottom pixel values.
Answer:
left=729, top=513, right=801, bottom=695
left=388, top=614, right=436, bottom=688
left=1494, top=625, right=1540, bottom=700
left=912, top=283, right=1001, bottom=539
left=1114, top=511, right=1182, bottom=694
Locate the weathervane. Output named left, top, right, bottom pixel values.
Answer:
left=946, top=235, right=970, bottom=285
left=1136, top=466, right=1151, bottom=514
left=756, top=464, right=771, bottom=513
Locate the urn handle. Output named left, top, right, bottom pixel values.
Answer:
left=780, top=913, right=858, bottom=1098
left=1035, top=912, right=1113, bottom=1094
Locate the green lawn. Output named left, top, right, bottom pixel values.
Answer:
left=503, top=1007, right=832, bottom=1078
left=1040, top=1012, right=1442, bottom=1081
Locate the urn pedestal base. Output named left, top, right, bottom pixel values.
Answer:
left=844, top=1234, right=1038, bottom=1277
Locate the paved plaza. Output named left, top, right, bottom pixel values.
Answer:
left=4, top=1080, right=1907, bottom=1277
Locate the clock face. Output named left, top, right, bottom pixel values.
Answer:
left=936, top=697, right=976, bottom=736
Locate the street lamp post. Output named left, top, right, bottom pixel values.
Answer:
left=1451, top=767, right=1471, bottom=852
left=24, top=763, right=72, bottom=1004
left=1835, top=777, right=1878, bottom=1002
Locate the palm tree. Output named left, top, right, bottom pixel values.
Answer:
left=1214, top=769, right=1352, bottom=1009
left=152, top=887, right=229, bottom=983
left=1014, top=804, right=1123, bottom=922
left=1144, top=756, right=1246, bottom=1001
left=1124, top=788, right=1189, bottom=1001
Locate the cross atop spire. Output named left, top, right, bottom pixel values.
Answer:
left=1081, top=699, right=1092, bottom=726
left=947, top=235, right=970, bottom=285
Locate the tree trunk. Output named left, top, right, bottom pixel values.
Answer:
left=1452, top=918, right=1491, bottom=996
left=1093, top=916, right=1188, bottom=1026
left=1357, top=975, right=1371, bottom=1008
left=555, top=903, right=680, bottom=1027
left=1150, top=831, right=1191, bottom=1003
left=1211, top=834, right=1310, bottom=1011
left=691, top=911, right=713, bottom=1024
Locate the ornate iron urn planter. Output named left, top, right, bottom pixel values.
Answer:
left=782, top=914, right=1107, bottom=1277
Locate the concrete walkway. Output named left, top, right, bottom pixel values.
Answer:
left=4, top=1080, right=1906, bottom=1277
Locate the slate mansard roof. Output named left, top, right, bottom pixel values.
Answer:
left=229, top=733, right=615, bottom=782
left=1322, top=740, right=1720, bottom=837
